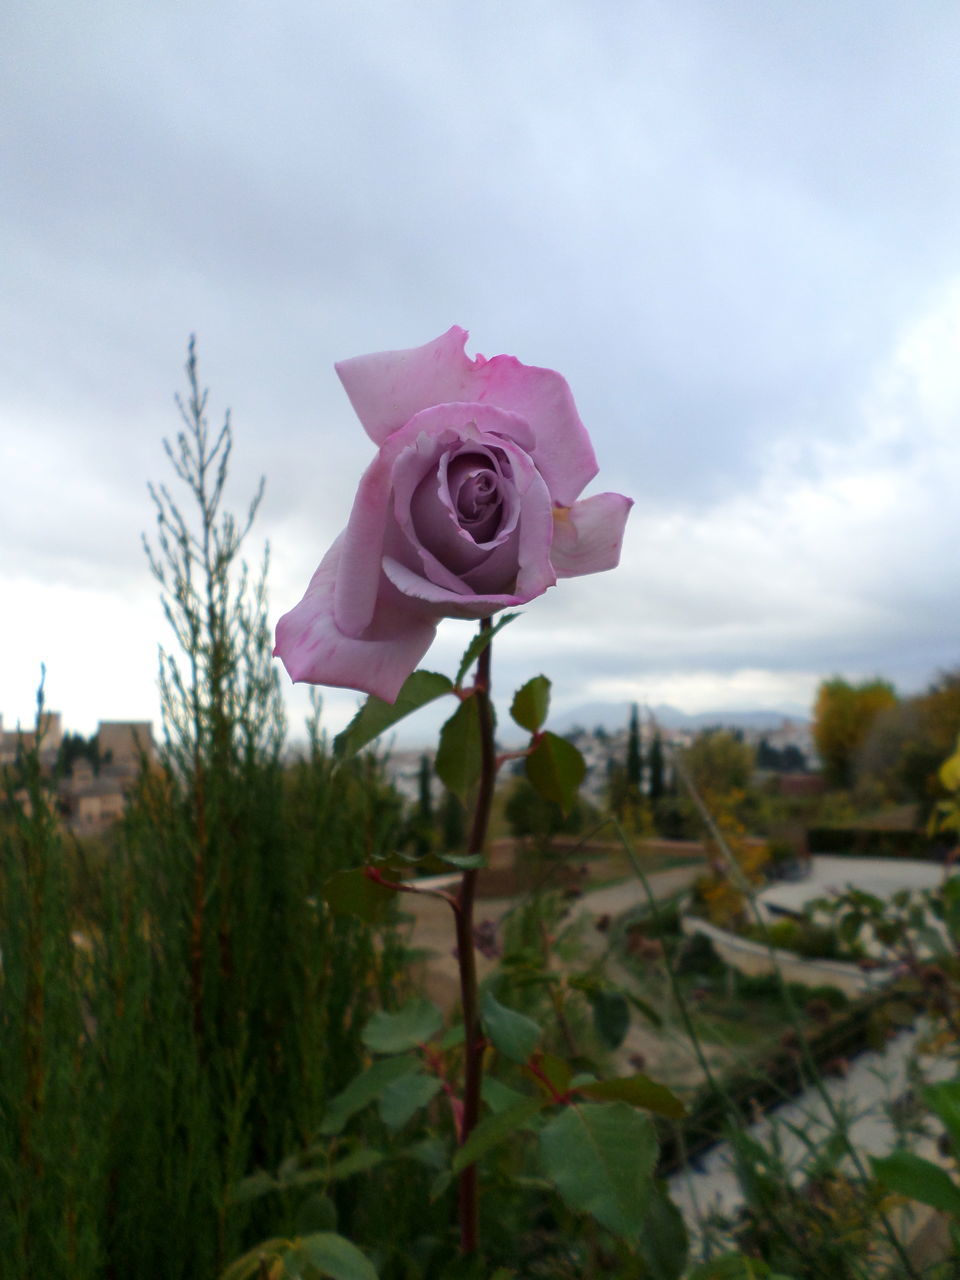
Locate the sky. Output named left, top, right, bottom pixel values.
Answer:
left=2, top=1, right=960, bottom=744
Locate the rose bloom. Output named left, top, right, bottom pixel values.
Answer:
left=275, top=327, right=632, bottom=702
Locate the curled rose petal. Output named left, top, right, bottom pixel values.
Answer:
left=275, top=329, right=633, bottom=701
left=276, top=538, right=438, bottom=702
left=550, top=493, right=634, bottom=578
left=336, top=326, right=597, bottom=505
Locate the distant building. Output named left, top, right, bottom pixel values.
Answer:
left=58, top=721, right=158, bottom=834
left=1, top=710, right=158, bottom=835
left=0, top=710, right=63, bottom=766
left=97, top=721, right=156, bottom=768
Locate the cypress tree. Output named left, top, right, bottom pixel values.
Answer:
left=649, top=729, right=665, bottom=802
left=626, top=703, right=642, bottom=790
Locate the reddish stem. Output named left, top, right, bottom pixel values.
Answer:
left=455, top=618, right=496, bottom=1255
left=362, top=864, right=458, bottom=908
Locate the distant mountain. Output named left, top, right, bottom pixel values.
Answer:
left=305, top=697, right=812, bottom=754
left=546, top=701, right=810, bottom=736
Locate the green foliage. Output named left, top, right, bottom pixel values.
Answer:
left=586, top=987, right=631, bottom=1049
left=538, top=1101, right=657, bottom=1239
left=747, top=917, right=860, bottom=962
left=576, top=1074, right=686, bottom=1119
left=0, top=347, right=407, bottom=1280
left=510, top=675, right=551, bottom=734
left=439, top=788, right=466, bottom=853
left=871, top=1149, right=960, bottom=1216
left=55, top=728, right=102, bottom=776
left=503, top=775, right=589, bottom=845
left=855, top=668, right=960, bottom=808
left=319, top=1058, right=421, bottom=1136
left=334, top=672, right=454, bottom=762
left=813, top=676, right=898, bottom=790
left=361, top=999, right=444, bottom=1055
left=648, top=730, right=666, bottom=803
left=682, top=729, right=754, bottom=798
left=0, top=692, right=103, bottom=1278
left=481, top=987, right=542, bottom=1063
left=686, top=1257, right=796, bottom=1279
left=626, top=703, right=643, bottom=789
left=450, top=1096, right=546, bottom=1174
left=637, top=1183, right=689, bottom=1280
left=435, top=695, right=483, bottom=801
left=221, top=1232, right=378, bottom=1280
left=525, top=730, right=585, bottom=815
left=324, top=867, right=397, bottom=923
left=454, top=611, right=517, bottom=687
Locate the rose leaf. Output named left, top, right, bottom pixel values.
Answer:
left=334, top=670, right=454, bottom=761
left=525, top=731, right=585, bottom=816
left=510, top=675, right=551, bottom=734
left=455, top=612, right=520, bottom=687
left=435, top=696, right=482, bottom=801
left=323, top=867, right=396, bottom=925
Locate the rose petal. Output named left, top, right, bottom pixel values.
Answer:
left=382, top=455, right=556, bottom=612
left=550, top=493, right=634, bottom=578
left=275, top=536, right=438, bottom=702
left=388, top=404, right=532, bottom=590
left=336, top=327, right=597, bottom=505
left=382, top=556, right=526, bottom=619
left=332, top=451, right=395, bottom=638
left=336, top=327, right=477, bottom=445
left=470, top=353, right=597, bottom=506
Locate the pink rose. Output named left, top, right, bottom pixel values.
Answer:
left=275, top=327, right=632, bottom=702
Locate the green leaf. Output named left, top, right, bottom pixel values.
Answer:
left=319, top=1056, right=420, bottom=1134
left=378, top=1073, right=443, bottom=1130
left=686, top=1257, right=788, bottom=1279
left=481, top=987, right=541, bottom=1063
left=295, top=1193, right=337, bottom=1235
left=482, top=1077, right=529, bottom=1113
left=924, top=1078, right=960, bottom=1156
left=334, top=671, right=454, bottom=760
left=625, top=992, right=663, bottom=1029
left=288, top=1232, right=378, bottom=1280
left=402, top=1136, right=447, bottom=1170
left=510, top=676, right=551, bottom=734
left=525, top=1053, right=572, bottom=1099
left=362, top=998, right=443, bottom=1054
left=440, top=1022, right=466, bottom=1050
left=871, top=1150, right=960, bottom=1215
left=577, top=1074, right=687, bottom=1119
left=637, top=1181, right=689, bottom=1280
left=525, top=731, right=585, bottom=816
left=941, top=747, right=960, bottom=792
left=943, top=876, right=960, bottom=941
left=455, top=612, right=518, bottom=686
left=451, top=1095, right=546, bottom=1174
left=438, top=852, right=485, bottom=869
left=539, top=1101, right=657, bottom=1239
left=220, top=1238, right=290, bottom=1280
left=589, top=989, right=630, bottom=1050
left=428, top=1169, right=453, bottom=1203
left=323, top=868, right=396, bottom=924
left=435, top=696, right=482, bottom=801
left=228, top=1168, right=279, bottom=1204
left=323, top=1148, right=385, bottom=1182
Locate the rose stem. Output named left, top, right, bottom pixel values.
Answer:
left=455, top=615, right=495, bottom=1255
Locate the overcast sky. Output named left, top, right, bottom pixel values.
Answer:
left=3, top=1, right=959, bottom=743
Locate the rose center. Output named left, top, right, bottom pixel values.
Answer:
left=457, top=470, right=496, bottom=522
left=446, top=452, right=505, bottom=543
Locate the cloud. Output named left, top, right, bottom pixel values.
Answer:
left=2, top=3, right=960, bottom=740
